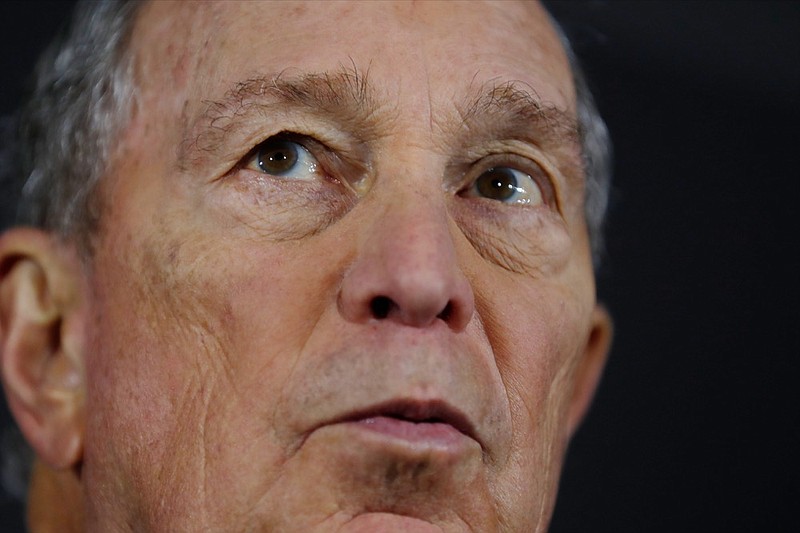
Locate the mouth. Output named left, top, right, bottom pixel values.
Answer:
left=323, top=399, right=481, bottom=449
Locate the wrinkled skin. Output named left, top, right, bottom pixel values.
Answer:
left=7, top=1, right=611, bottom=532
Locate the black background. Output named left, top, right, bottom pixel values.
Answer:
left=0, top=1, right=797, bottom=531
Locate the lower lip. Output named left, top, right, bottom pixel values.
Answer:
left=351, top=416, right=465, bottom=446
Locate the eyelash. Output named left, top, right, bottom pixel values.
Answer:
left=459, top=153, right=557, bottom=207
left=240, top=132, right=314, bottom=167
left=236, top=132, right=557, bottom=208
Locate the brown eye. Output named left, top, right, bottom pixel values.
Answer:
left=468, top=167, right=542, bottom=205
left=246, top=137, right=319, bottom=180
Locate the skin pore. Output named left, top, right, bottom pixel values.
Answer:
left=0, top=1, right=612, bottom=532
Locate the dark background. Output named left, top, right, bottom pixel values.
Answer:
left=0, top=1, right=797, bottom=531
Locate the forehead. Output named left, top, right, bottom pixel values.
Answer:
left=129, top=0, right=574, bottom=119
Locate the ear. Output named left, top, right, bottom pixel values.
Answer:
left=566, top=304, right=613, bottom=438
left=0, top=228, right=86, bottom=470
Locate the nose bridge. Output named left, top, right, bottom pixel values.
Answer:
left=337, top=187, right=474, bottom=331
left=380, top=190, right=454, bottom=279
left=366, top=132, right=456, bottom=266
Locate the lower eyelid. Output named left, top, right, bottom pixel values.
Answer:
left=449, top=200, right=572, bottom=275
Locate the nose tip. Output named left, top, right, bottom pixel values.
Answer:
left=337, top=215, right=475, bottom=332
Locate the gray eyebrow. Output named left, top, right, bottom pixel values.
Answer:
left=179, top=64, right=381, bottom=169
left=456, top=78, right=579, bottom=149
left=179, top=68, right=579, bottom=173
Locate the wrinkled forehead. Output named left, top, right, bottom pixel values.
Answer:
left=128, top=0, right=575, bottom=125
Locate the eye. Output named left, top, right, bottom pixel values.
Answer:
left=463, top=167, right=543, bottom=205
left=245, top=136, right=320, bottom=180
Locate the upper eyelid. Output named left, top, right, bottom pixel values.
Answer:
left=456, top=151, right=561, bottom=210
left=247, top=135, right=319, bottom=173
left=236, top=132, right=326, bottom=171
left=208, top=113, right=355, bottom=174
left=234, top=132, right=372, bottom=195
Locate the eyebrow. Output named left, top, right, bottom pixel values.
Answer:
left=180, top=66, right=580, bottom=172
left=180, top=65, right=382, bottom=169
left=456, top=78, right=579, bottom=150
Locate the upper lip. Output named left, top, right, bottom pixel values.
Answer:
left=323, top=398, right=481, bottom=446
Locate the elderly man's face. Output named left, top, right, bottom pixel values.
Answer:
left=73, top=1, right=609, bottom=531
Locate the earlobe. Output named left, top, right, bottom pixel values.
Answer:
left=566, top=304, right=613, bottom=438
left=0, top=228, right=86, bottom=470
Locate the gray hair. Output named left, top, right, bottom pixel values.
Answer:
left=1, top=0, right=141, bottom=502
left=1, top=0, right=612, bottom=502
left=14, top=0, right=141, bottom=242
left=552, top=16, right=614, bottom=267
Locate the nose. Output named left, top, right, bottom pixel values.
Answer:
left=337, top=197, right=474, bottom=332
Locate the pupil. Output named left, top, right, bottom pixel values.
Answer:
left=477, top=168, right=516, bottom=201
left=258, top=140, right=298, bottom=175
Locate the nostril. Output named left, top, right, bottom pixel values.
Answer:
left=437, top=301, right=453, bottom=322
left=369, top=297, right=457, bottom=324
left=370, top=296, right=392, bottom=319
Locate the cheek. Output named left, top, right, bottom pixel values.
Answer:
left=480, top=279, right=590, bottom=507
left=80, top=227, right=336, bottom=526
left=501, top=296, right=587, bottom=416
